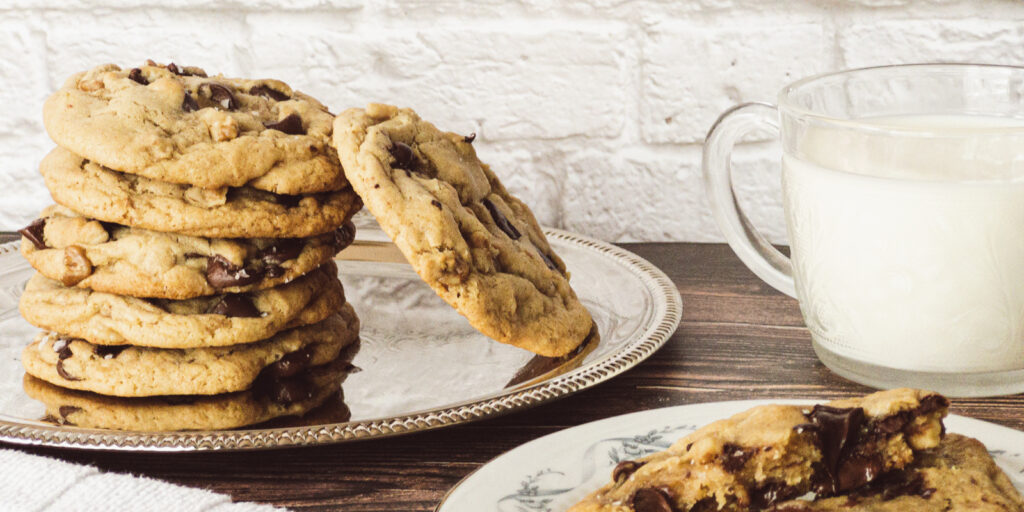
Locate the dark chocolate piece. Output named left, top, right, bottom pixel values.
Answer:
left=208, top=295, right=261, bottom=318
left=249, top=84, right=290, bottom=101
left=202, top=82, right=238, bottom=110
left=537, top=249, right=560, bottom=272
left=128, top=68, right=147, bottom=85
left=58, top=405, right=81, bottom=421
left=806, top=405, right=866, bottom=494
left=182, top=91, right=199, bottom=112
left=482, top=197, right=521, bottom=239
left=389, top=141, right=416, bottom=169
left=750, top=480, right=803, bottom=509
left=721, top=443, right=753, bottom=473
left=56, top=359, right=81, bottom=381
left=630, top=487, right=676, bottom=512
left=463, top=132, right=476, bottom=143
left=333, top=220, right=357, bottom=251
left=93, top=345, right=128, bottom=359
left=264, top=113, right=305, bottom=135
left=612, top=460, right=646, bottom=483
left=166, top=62, right=181, bottom=75
left=431, top=199, right=443, bottom=210
left=206, top=255, right=262, bottom=288
left=259, top=238, right=304, bottom=265
left=18, top=218, right=46, bottom=250
left=263, top=346, right=316, bottom=379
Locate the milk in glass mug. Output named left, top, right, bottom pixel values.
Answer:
left=703, top=64, right=1024, bottom=397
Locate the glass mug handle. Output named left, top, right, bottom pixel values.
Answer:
left=702, top=102, right=797, bottom=298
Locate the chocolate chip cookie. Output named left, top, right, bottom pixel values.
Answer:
left=570, top=389, right=950, bottom=512
left=770, top=434, right=1024, bottom=511
left=19, top=262, right=344, bottom=348
left=40, top=147, right=362, bottom=238
left=44, top=61, right=345, bottom=195
left=333, top=104, right=591, bottom=357
left=22, top=303, right=358, bottom=397
left=23, top=355, right=358, bottom=431
left=20, top=205, right=355, bottom=299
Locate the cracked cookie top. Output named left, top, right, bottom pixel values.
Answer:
left=44, top=61, right=345, bottom=195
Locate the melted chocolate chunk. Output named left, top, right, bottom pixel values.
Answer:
left=463, top=132, right=476, bottom=143
left=880, top=472, right=935, bottom=501
left=166, top=62, right=181, bottom=75
left=720, top=443, right=753, bottom=473
left=750, top=480, right=803, bottom=509
left=206, top=255, right=263, bottom=288
left=537, top=249, right=560, bottom=272
left=208, top=294, right=261, bottom=318
left=431, top=199, right=443, bottom=210
left=263, top=346, right=316, bottom=379
left=389, top=141, right=416, bottom=169
left=128, top=68, right=148, bottom=85
left=249, top=84, right=291, bottom=101
left=56, top=359, right=81, bottom=381
left=630, top=487, right=676, bottom=512
left=55, top=340, right=72, bottom=360
left=182, top=91, right=199, bottom=112
left=333, top=220, right=357, bottom=251
left=836, top=453, right=884, bottom=492
left=58, top=405, right=81, bottom=421
left=202, top=82, right=238, bottom=110
left=93, top=345, right=128, bottom=359
left=264, top=113, right=306, bottom=135
left=806, top=405, right=866, bottom=494
left=482, top=198, right=521, bottom=239
left=259, top=238, right=304, bottom=265
left=18, top=218, right=46, bottom=250
left=612, top=460, right=645, bottom=483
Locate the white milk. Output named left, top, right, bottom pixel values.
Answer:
left=782, top=115, right=1024, bottom=372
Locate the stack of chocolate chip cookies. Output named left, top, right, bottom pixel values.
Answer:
left=15, top=61, right=363, bottom=431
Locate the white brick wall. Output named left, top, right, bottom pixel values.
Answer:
left=1, top=0, right=1022, bottom=242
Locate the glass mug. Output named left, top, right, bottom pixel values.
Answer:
left=703, top=64, right=1024, bottom=397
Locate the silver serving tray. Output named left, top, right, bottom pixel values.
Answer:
left=0, top=224, right=681, bottom=451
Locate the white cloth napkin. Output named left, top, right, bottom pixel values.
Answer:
left=0, top=447, right=282, bottom=512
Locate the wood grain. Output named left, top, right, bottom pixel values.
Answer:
left=3, top=238, right=1022, bottom=511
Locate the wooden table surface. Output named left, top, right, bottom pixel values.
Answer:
left=6, top=241, right=1024, bottom=511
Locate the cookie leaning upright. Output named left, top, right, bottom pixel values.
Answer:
left=333, top=104, right=591, bottom=357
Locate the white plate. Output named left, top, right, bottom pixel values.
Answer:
left=436, top=400, right=1024, bottom=512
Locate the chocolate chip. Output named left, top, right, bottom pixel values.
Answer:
left=482, top=198, right=521, bottom=239
left=93, top=345, right=128, bottom=359
left=275, top=194, right=303, bottom=208
left=878, top=472, right=935, bottom=500
left=916, top=394, right=950, bottom=415
left=463, top=132, right=476, bottom=143
left=166, top=63, right=181, bottom=75
left=431, top=199, right=443, bottom=210
left=206, top=255, right=262, bottom=288
left=128, top=68, right=147, bottom=85
left=750, top=480, right=802, bottom=509
left=333, top=220, right=357, bottom=251
left=208, top=294, right=261, bottom=318
left=182, top=91, right=199, bottom=112
left=202, top=82, right=238, bottom=110
left=250, top=84, right=290, bottom=101
left=264, top=113, right=305, bottom=135
left=720, top=443, right=752, bottom=473
left=264, top=265, right=285, bottom=278
left=58, top=405, right=81, bottom=421
left=389, top=141, right=416, bottom=169
left=612, top=460, right=645, bottom=483
left=839, top=453, right=886, bottom=492
left=806, top=405, right=867, bottom=494
left=537, top=249, right=560, bottom=272
left=55, top=341, right=72, bottom=360
left=259, top=238, right=304, bottom=265
left=18, top=218, right=46, bottom=250
left=264, top=346, right=316, bottom=379
left=630, top=487, right=676, bottom=512
left=56, top=359, right=81, bottom=381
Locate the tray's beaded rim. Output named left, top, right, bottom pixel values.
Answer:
left=0, top=229, right=682, bottom=451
